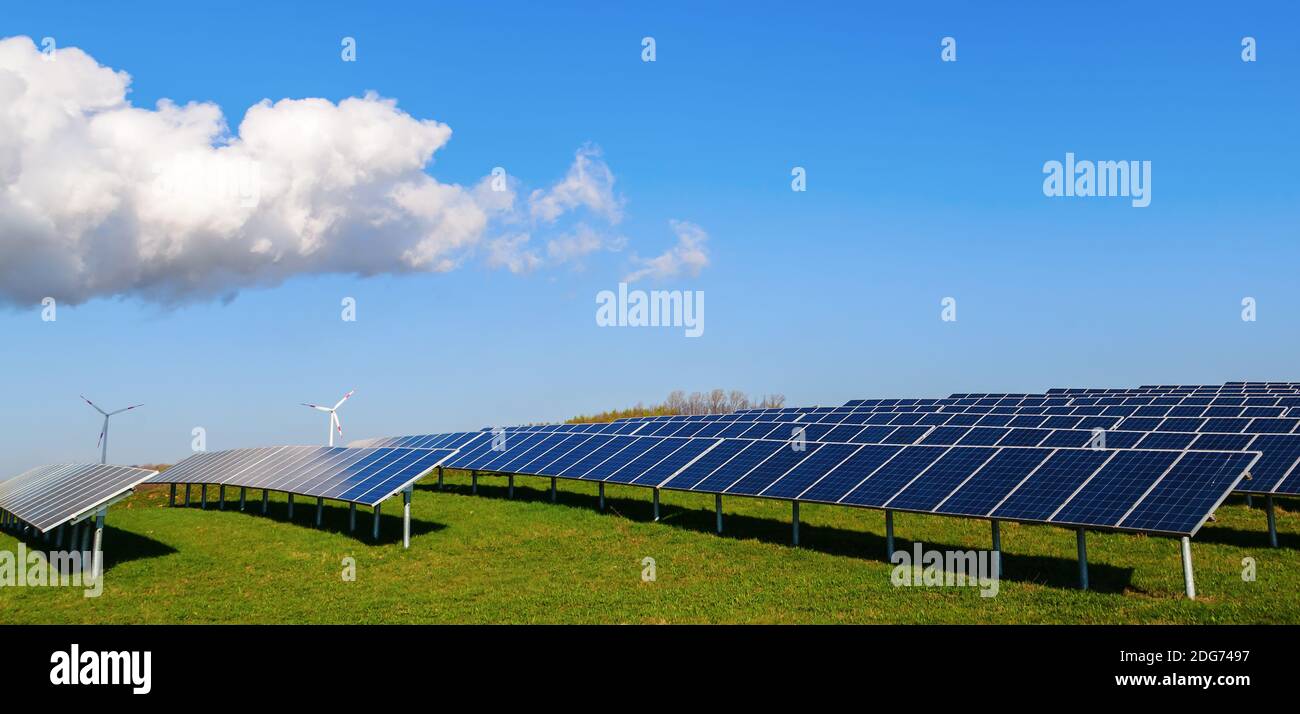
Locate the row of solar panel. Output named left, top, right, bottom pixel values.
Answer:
left=489, top=415, right=1300, bottom=495
left=0, top=464, right=157, bottom=532
left=851, top=393, right=1300, bottom=408
left=145, top=446, right=456, bottom=506
left=774, top=411, right=1299, bottom=435
left=1055, top=385, right=1300, bottom=393
left=635, top=404, right=1300, bottom=428
left=839, top=399, right=1300, bottom=413
left=688, top=408, right=1300, bottom=489
left=428, top=429, right=1254, bottom=536
left=944, top=392, right=1300, bottom=401
left=730, top=400, right=1300, bottom=420
left=349, top=432, right=483, bottom=450
left=519, top=412, right=1291, bottom=440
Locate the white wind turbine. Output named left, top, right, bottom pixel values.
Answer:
left=80, top=395, right=144, bottom=465
left=301, top=389, right=355, bottom=447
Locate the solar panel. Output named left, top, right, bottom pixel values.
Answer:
left=612, top=406, right=1296, bottom=495
left=833, top=446, right=949, bottom=507
left=358, top=391, right=1262, bottom=540
left=146, top=446, right=454, bottom=506
left=470, top=414, right=1277, bottom=473
left=933, top=447, right=1053, bottom=516
left=0, top=464, right=157, bottom=532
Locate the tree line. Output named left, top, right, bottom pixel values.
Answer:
left=567, top=390, right=786, bottom=423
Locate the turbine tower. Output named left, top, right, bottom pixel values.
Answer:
left=80, top=395, right=144, bottom=465
left=301, top=389, right=355, bottom=447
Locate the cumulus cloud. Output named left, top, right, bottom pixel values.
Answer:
left=624, top=220, right=710, bottom=282
left=528, top=145, right=624, bottom=224
left=546, top=223, right=625, bottom=262
left=0, top=36, right=608, bottom=306
left=485, top=233, right=541, bottom=275
left=0, top=35, right=704, bottom=306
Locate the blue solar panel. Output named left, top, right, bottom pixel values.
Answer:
left=1038, top=430, right=1093, bottom=448
left=991, top=449, right=1113, bottom=521
left=918, top=426, right=969, bottom=445
left=495, top=434, right=570, bottom=473
left=582, top=438, right=661, bottom=481
left=956, top=427, right=1009, bottom=446
left=726, top=443, right=819, bottom=495
left=850, top=425, right=896, bottom=444
left=1238, top=435, right=1300, bottom=492
left=691, top=441, right=786, bottom=492
left=149, top=446, right=453, bottom=506
left=838, top=446, right=948, bottom=507
left=884, top=447, right=998, bottom=512
left=935, top=448, right=1052, bottom=517
left=998, top=428, right=1050, bottom=447
left=557, top=436, right=637, bottom=478
left=603, top=438, right=692, bottom=484
left=798, top=445, right=905, bottom=503
left=885, top=425, right=931, bottom=444
left=1050, top=450, right=1180, bottom=527
left=823, top=424, right=866, bottom=442
left=1119, top=452, right=1256, bottom=533
left=543, top=435, right=616, bottom=473
left=1189, top=433, right=1254, bottom=451
left=1133, top=432, right=1198, bottom=450
left=659, top=440, right=751, bottom=490
left=633, top=438, right=718, bottom=486
left=510, top=434, right=585, bottom=474
left=0, top=464, right=158, bottom=532
left=760, top=443, right=865, bottom=498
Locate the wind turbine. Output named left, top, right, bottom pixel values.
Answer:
left=301, top=389, right=355, bottom=447
left=80, top=395, right=144, bottom=465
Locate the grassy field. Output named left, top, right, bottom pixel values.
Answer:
left=2, top=469, right=1298, bottom=623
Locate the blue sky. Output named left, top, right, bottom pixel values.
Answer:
left=1, top=1, right=1297, bottom=473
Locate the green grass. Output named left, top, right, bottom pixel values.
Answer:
left=2, top=471, right=1298, bottom=623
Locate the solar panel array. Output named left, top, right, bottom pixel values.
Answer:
left=0, top=464, right=158, bottom=532
left=337, top=383, right=1300, bottom=543
left=681, top=414, right=1297, bottom=496
left=146, top=446, right=456, bottom=507
left=371, top=421, right=1255, bottom=537
left=687, top=393, right=1300, bottom=496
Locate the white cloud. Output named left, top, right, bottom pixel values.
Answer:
left=624, top=220, right=710, bottom=282
left=0, top=35, right=702, bottom=305
left=0, top=36, right=598, bottom=306
left=545, top=223, right=625, bottom=263
left=528, top=145, right=624, bottom=224
left=485, top=233, right=541, bottom=274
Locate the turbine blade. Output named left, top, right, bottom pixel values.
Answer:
left=96, top=430, right=104, bottom=449
left=110, top=403, right=144, bottom=415
left=301, top=403, right=332, bottom=412
left=333, top=389, right=356, bottom=410
left=80, top=394, right=107, bottom=416
left=332, top=411, right=343, bottom=437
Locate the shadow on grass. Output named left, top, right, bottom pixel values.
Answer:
left=1194, top=495, right=1299, bottom=550
left=167, top=488, right=444, bottom=546
left=3, top=524, right=177, bottom=574
left=419, top=473, right=1134, bottom=594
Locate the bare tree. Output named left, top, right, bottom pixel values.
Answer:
left=757, top=393, right=786, bottom=409
left=664, top=390, right=687, bottom=415
left=707, top=388, right=728, bottom=414
left=727, top=390, right=750, bottom=412
left=686, top=391, right=706, bottom=415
